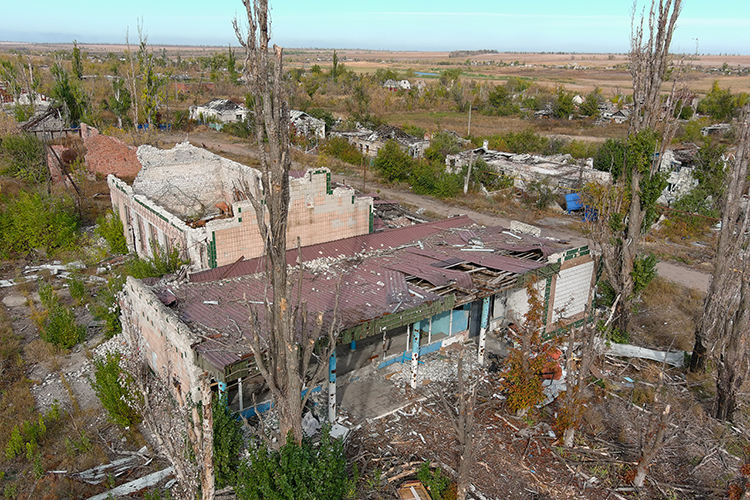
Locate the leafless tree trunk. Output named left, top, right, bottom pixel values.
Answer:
left=233, top=0, right=339, bottom=444
left=691, top=111, right=750, bottom=376
left=125, top=27, right=139, bottom=128
left=629, top=0, right=682, bottom=133
left=437, top=349, right=479, bottom=500
left=692, top=110, right=750, bottom=420
left=590, top=0, right=682, bottom=334
left=633, top=371, right=671, bottom=487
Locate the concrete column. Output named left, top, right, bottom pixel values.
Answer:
left=328, top=350, right=337, bottom=422
left=449, top=308, right=454, bottom=336
left=478, top=296, right=491, bottom=365
left=238, top=377, right=243, bottom=412
left=410, top=324, right=419, bottom=389
left=428, top=316, right=433, bottom=344
left=217, top=380, right=227, bottom=405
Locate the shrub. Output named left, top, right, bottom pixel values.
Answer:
left=373, top=140, right=414, bottom=183
left=236, top=426, right=350, bottom=500
left=92, top=275, right=124, bottom=338
left=213, top=393, right=244, bottom=488
left=91, top=352, right=142, bottom=427
left=0, top=133, right=48, bottom=184
left=96, top=210, right=128, bottom=254
left=417, top=461, right=452, bottom=500
left=125, top=243, right=187, bottom=279
left=0, top=190, right=79, bottom=257
left=320, top=136, right=364, bottom=165
left=4, top=405, right=60, bottom=461
left=67, top=275, right=86, bottom=305
left=37, top=281, right=85, bottom=349
left=411, top=161, right=463, bottom=199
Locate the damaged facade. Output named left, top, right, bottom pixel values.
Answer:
left=189, top=98, right=248, bottom=125
left=289, top=110, right=326, bottom=139
left=446, top=146, right=611, bottom=192
left=108, top=142, right=373, bottom=270
left=118, top=216, right=595, bottom=413
left=333, top=125, right=430, bottom=159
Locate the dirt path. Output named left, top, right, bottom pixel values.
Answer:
left=656, top=261, right=711, bottom=291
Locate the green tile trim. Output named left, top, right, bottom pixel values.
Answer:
left=208, top=232, right=217, bottom=268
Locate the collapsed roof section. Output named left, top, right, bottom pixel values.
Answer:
left=157, top=216, right=579, bottom=375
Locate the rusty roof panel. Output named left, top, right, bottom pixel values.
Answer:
left=385, top=270, right=410, bottom=304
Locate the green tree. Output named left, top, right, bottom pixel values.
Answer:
left=108, top=78, right=131, bottom=128
left=373, top=140, right=414, bottom=183
left=593, top=138, right=627, bottom=178
left=213, top=393, right=244, bottom=488
left=424, top=131, right=464, bottom=163
left=227, top=45, right=239, bottom=85
left=674, top=140, right=727, bottom=216
left=580, top=88, right=603, bottom=117
left=552, top=86, right=575, bottom=119
left=50, top=62, right=88, bottom=126
left=698, top=81, right=738, bottom=120
left=331, top=49, right=338, bottom=82
left=71, top=40, right=83, bottom=80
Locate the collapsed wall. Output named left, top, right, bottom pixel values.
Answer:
left=109, top=142, right=373, bottom=270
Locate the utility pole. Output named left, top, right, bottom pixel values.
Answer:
left=467, top=104, right=472, bottom=136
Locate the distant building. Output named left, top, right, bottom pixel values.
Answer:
left=446, top=146, right=611, bottom=192
left=289, top=110, right=326, bottom=139
left=333, top=125, right=430, bottom=159
left=189, top=99, right=247, bottom=125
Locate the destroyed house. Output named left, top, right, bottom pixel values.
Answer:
left=119, top=215, right=595, bottom=410
left=336, top=125, right=430, bottom=159
left=189, top=98, right=248, bottom=125
left=446, top=147, right=611, bottom=192
left=108, top=142, right=373, bottom=270
left=289, top=109, right=326, bottom=139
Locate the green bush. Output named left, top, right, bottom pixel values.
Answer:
left=373, top=140, right=414, bottom=183
left=411, top=161, right=463, bottom=199
left=213, top=393, right=244, bottom=488
left=0, top=190, right=79, bottom=257
left=92, top=275, right=124, bottom=338
left=417, top=461, right=452, bottom=500
left=91, top=352, right=142, bottom=427
left=5, top=405, right=60, bottom=461
left=96, top=210, right=128, bottom=254
left=37, top=281, right=85, bottom=349
left=67, top=275, right=86, bottom=305
left=0, top=133, right=48, bottom=184
left=125, top=244, right=187, bottom=279
left=236, top=426, right=350, bottom=500
left=320, top=136, right=364, bottom=165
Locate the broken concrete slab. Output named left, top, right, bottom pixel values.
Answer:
left=87, top=466, right=174, bottom=500
left=600, top=341, right=685, bottom=368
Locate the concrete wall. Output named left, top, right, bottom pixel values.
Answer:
left=120, top=276, right=204, bottom=403
left=110, top=143, right=372, bottom=270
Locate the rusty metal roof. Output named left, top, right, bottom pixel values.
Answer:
left=160, top=217, right=571, bottom=373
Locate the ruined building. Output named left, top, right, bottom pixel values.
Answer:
left=118, top=215, right=595, bottom=414
left=108, top=142, right=373, bottom=270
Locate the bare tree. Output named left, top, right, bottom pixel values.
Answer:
left=691, top=110, right=750, bottom=420
left=633, top=371, right=672, bottom=487
left=233, top=0, right=339, bottom=444
left=437, top=348, right=480, bottom=500
left=589, top=0, right=682, bottom=334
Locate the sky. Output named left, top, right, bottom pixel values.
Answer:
left=1, top=0, right=748, bottom=54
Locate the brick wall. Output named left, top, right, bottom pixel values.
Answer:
left=209, top=169, right=372, bottom=267
left=80, top=124, right=141, bottom=178
left=120, top=276, right=203, bottom=402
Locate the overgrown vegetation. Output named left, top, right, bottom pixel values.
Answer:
left=91, top=275, right=124, bottom=338
left=36, top=281, right=86, bottom=349
left=125, top=244, right=187, bottom=279
left=236, top=426, right=350, bottom=500
left=0, top=190, right=79, bottom=257
left=213, top=393, right=244, bottom=488
left=91, top=351, right=142, bottom=427
left=0, top=133, right=48, bottom=184
left=96, top=210, right=128, bottom=254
